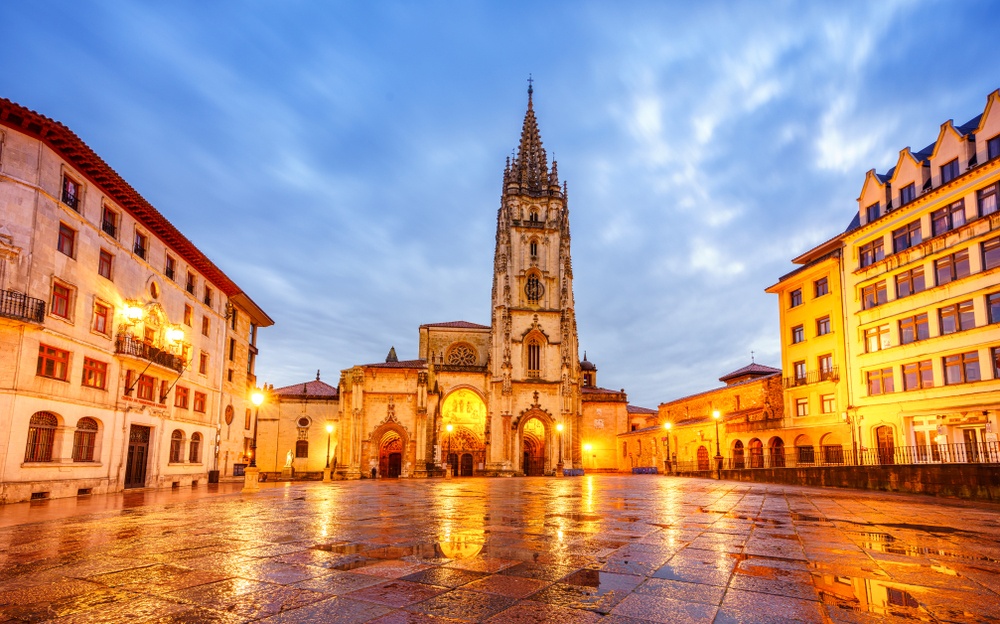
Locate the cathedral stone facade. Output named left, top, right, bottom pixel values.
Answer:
left=328, top=89, right=630, bottom=479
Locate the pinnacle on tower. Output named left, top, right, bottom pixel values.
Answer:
left=507, top=80, right=559, bottom=196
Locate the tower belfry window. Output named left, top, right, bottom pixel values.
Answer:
left=525, top=274, right=543, bottom=303
left=529, top=239, right=538, bottom=257
left=529, top=210, right=539, bottom=223
left=527, top=339, right=541, bottom=378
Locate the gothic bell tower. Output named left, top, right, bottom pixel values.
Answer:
left=488, top=84, right=582, bottom=473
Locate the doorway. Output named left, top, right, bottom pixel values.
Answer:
left=460, top=453, right=473, bottom=476
left=875, top=425, right=895, bottom=465
left=521, top=417, right=546, bottom=475
left=387, top=452, right=402, bottom=477
left=697, top=446, right=709, bottom=471
left=125, top=425, right=151, bottom=489
left=378, top=430, right=404, bottom=478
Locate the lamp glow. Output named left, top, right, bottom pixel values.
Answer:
left=166, top=328, right=184, bottom=342
left=583, top=443, right=592, bottom=452
left=712, top=410, right=720, bottom=420
left=556, top=423, right=564, bottom=433
left=326, top=423, right=334, bottom=434
left=251, top=391, right=264, bottom=406
left=663, top=422, right=672, bottom=430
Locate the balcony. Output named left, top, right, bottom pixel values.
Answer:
left=101, top=219, right=117, bottom=238
left=133, top=243, right=146, bottom=260
left=783, top=366, right=839, bottom=388
left=0, top=289, right=45, bottom=323
left=115, top=334, right=185, bottom=372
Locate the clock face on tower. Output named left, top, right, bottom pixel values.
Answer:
left=525, top=276, right=544, bottom=302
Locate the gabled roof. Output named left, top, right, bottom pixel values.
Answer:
left=364, top=359, right=427, bottom=369
left=719, top=362, right=780, bottom=383
left=420, top=321, right=490, bottom=330
left=627, top=405, right=657, bottom=415
left=273, top=378, right=339, bottom=398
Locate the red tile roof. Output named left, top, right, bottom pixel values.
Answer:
left=420, top=321, right=490, bottom=330
left=364, top=359, right=427, bottom=369
left=718, top=362, right=780, bottom=383
left=273, top=379, right=339, bottom=398
left=627, top=405, right=657, bottom=415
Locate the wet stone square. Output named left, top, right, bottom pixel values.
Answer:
left=1, top=476, right=1000, bottom=622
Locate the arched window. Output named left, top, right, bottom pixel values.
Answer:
left=527, top=339, right=541, bottom=378
left=25, top=412, right=58, bottom=462
left=525, top=274, right=543, bottom=304
left=529, top=209, right=539, bottom=223
left=169, top=430, right=184, bottom=463
left=295, top=439, right=309, bottom=458
left=189, top=432, right=202, bottom=463
left=529, top=239, right=538, bottom=257
left=447, top=344, right=477, bottom=366
left=73, top=417, right=98, bottom=462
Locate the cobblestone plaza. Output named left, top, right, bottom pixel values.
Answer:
left=2, top=476, right=1000, bottom=623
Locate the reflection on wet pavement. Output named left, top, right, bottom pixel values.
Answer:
left=1, top=476, right=1000, bottom=622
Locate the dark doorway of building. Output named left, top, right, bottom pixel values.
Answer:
left=460, top=453, right=474, bottom=476
left=378, top=431, right=404, bottom=478
left=876, top=425, right=895, bottom=465
left=770, top=438, right=786, bottom=467
left=732, top=440, right=745, bottom=469
left=522, top=417, right=546, bottom=476
left=448, top=453, right=458, bottom=476
left=387, top=452, right=402, bottom=478
left=125, top=425, right=150, bottom=489
left=697, top=446, right=709, bottom=471
left=749, top=438, right=764, bottom=468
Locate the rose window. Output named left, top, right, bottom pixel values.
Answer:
left=448, top=345, right=476, bottom=366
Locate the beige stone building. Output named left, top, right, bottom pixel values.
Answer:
left=253, top=372, right=340, bottom=475
left=330, top=89, right=639, bottom=478
left=0, top=97, right=272, bottom=504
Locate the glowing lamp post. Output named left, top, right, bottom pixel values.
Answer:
left=583, top=443, right=593, bottom=473
left=445, top=424, right=454, bottom=478
left=243, top=390, right=265, bottom=493
left=712, top=410, right=723, bottom=479
left=663, top=422, right=672, bottom=474
left=323, top=423, right=334, bottom=482
left=556, top=423, right=564, bottom=475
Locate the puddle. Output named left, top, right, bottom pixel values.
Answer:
left=812, top=572, right=933, bottom=620
left=862, top=540, right=1000, bottom=564
left=330, top=555, right=373, bottom=571
left=549, top=513, right=602, bottom=522
left=789, top=512, right=823, bottom=522
left=312, top=542, right=367, bottom=554
left=561, top=569, right=641, bottom=593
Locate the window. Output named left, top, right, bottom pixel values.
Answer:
left=92, top=301, right=111, bottom=336
left=896, top=266, right=925, bottom=298
left=51, top=282, right=72, bottom=320
left=814, top=277, right=828, bottom=298
left=295, top=439, right=309, bottom=458
left=795, top=397, right=808, bottom=417
left=230, top=308, right=238, bottom=331
left=245, top=408, right=252, bottom=430
left=137, top=374, right=155, bottom=401
left=861, top=281, right=887, bottom=310
left=899, top=182, right=916, bottom=206
left=793, top=361, right=806, bottom=385
left=992, top=346, right=1000, bottom=380
left=189, top=433, right=202, bottom=463
left=81, top=358, right=108, bottom=389
left=199, top=352, right=208, bottom=375
left=165, top=255, right=176, bottom=281
left=98, top=249, right=113, bottom=280
left=37, top=344, right=70, bottom=380
left=818, top=354, right=833, bottom=379
left=940, top=158, right=959, bottom=185
left=944, top=351, right=980, bottom=385
left=939, top=300, right=975, bottom=335
left=204, top=286, right=213, bottom=307
left=193, top=391, right=207, bottom=412
left=865, top=202, right=880, bottom=223
left=892, top=221, right=922, bottom=254
left=159, top=380, right=169, bottom=404
left=228, top=338, right=236, bottom=361
left=529, top=210, right=539, bottom=223
left=525, top=274, right=542, bottom=304
left=101, top=205, right=118, bottom=238
left=816, top=316, right=831, bottom=336
left=186, top=272, right=196, bottom=295
left=25, top=412, right=58, bottom=462
left=789, top=289, right=802, bottom=307
left=201, top=316, right=210, bottom=337
left=935, top=249, right=970, bottom=285
left=865, top=324, right=890, bottom=353
left=989, top=135, right=1000, bottom=161
left=931, top=200, right=965, bottom=236
left=859, top=239, right=884, bottom=268
left=791, top=325, right=804, bottom=344
left=898, top=313, right=929, bottom=344
left=979, top=182, right=999, bottom=217
left=821, top=394, right=835, bottom=414
left=989, top=292, right=1000, bottom=325
left=57, top=223, right=76, bottom=257
left=175, top=386, right=189, bottom=409
left=61, top=175, right=81, bottom=210
left=903, top=360, right=933, bottom=391
left=73, top=418, right=98, bottom=462
left=134, top=231, right=148, bottom=260
left=867, top=368, right=894, bottom=395
left=529, top=240, right=538, bottom=257
left=983, top=237, right=1000, bottom=271
left=527, top=340, right=541, bottom=377
left=184, top=304, right=193, bottom=326
left=170, top=430, right=184, bottom=463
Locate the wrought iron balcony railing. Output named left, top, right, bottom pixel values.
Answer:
left=115, top=334, right=185, bottom=372
left=0, top=289, right=45, bottom=323
left=783, top=366, right=839, bottom=388
left=101, top=219, right=117, bottom=238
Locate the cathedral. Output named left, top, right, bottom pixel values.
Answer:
left=261, top=88, right=634, bottom=479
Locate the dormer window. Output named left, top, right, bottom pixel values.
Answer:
left=988, top=135, right=1000, bottom=161
left=899, top=183, right=916, bottom=206
left=865, top=202, right=879, bottom=223
left=941, top=158, right=959, bottom=185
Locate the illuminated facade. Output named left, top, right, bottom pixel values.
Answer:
left=0, top=98, right=272, bottom=504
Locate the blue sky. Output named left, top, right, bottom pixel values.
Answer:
left=5, top=1, right=999, bottom=408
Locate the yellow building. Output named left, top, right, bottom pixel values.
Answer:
left=0, top=97, right=272, bottom=503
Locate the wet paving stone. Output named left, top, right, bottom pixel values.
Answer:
left=1, top=476, right=1000, bottom=622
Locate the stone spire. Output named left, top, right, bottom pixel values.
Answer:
left=505, top=80, right=559, bottom=196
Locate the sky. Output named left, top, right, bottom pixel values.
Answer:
left=4, top=1, right=999, bottom=408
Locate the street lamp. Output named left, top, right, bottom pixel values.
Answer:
left=663, top=422, right=672, bottom=474
left=323, top=423, right=334, bottom=482
left=556, top=423, right=564, bottom=475
left=243, top=390, right=265, bottom=493
left=446, top=423, right=454, bottom=478
left=712, top=410, right=723, bottom=479
left=582, top=443, right=592, bottom=473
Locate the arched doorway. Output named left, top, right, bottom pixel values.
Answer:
left=522, top=417, right=546, bottom=476
left=460, top=453, right=474, bottom=476
left=697, top=446, right=710, bottom=471
left=794, top=434, right=814, bottom=465
left=442, top=388, right=487, bottom=476
left=748, top=438, right=763, bottom=468
left=732, top=440, right=745, bottom=469
left=769, top=437, right=785, bottom=467
left=377, top=430, right=403, bottom=478
left=875, top=425, right=895, bottom=465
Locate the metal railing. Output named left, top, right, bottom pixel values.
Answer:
left=101, top=219, right=117, bottom=238
left=115, top=334, right=185, bottom=372
left=0, top=289, right=45, bottom=323
left=783, top=367, right=839, bottom=388
left=669, top=442, right=1000, bottom=472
